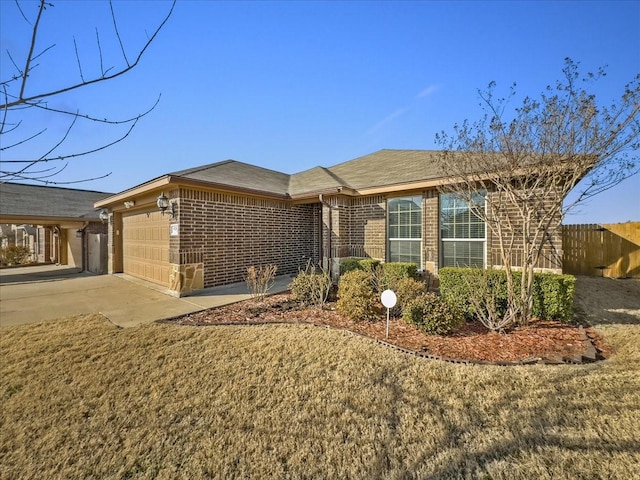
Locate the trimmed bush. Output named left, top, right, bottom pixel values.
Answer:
left=382, top=262, right=418, bottom=287
left=358, top=258, right=381, bottom=273
left=290, top=264, right=333, bottom=309
left=339, top=257, right=381, bottom=275
left=439, top=267, right=575, bottom=323
left=0, top=245, right=32, bottom=266
left=393, top=277, right=427, bottom=317
left=339, top=258, right=362, bottom=275
left=403, top=293, right=463, bottom=335
left=532, top=273, right=576, bottom=322
left=337, top=269, right=380, bottom=321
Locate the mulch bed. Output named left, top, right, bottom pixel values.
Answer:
left=163, top=293, right=609, bottom=365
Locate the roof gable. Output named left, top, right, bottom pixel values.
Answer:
left=170, top=160, right=291, bottom=196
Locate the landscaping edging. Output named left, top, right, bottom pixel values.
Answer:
left=158, top=316, right=603, bottom=367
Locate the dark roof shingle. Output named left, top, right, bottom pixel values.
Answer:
left=0, top=183, right=112, bottom=219
left=170, top=160, right=291, bottom=196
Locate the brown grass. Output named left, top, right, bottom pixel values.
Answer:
left=1, top=314, right=639, bottom=479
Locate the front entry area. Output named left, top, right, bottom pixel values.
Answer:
left=122, top=210, right=171, bottom=287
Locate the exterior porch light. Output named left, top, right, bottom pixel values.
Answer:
left=157, top=192, right=176, bottom=218
left=99, top=209, right=109, bottom=224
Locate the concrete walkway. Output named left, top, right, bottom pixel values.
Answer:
left=0, top=265, right=292, bottom=328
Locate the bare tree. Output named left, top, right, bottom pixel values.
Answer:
left=0, top=0, right=175, bottom=184
left=436, top=58, right=640, bottom=328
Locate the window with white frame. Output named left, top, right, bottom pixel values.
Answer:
left=440, top=192, right=486, bottom=268
left=388, top=196, right=422, bottom=267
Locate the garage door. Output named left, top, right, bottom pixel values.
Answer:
left=122, top=210, right=171, bottom=286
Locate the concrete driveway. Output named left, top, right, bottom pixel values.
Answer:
left=0, top=265, right=291, bottom=328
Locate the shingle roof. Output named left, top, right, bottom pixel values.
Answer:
left=169, top=160, right=291, bottom=196
left=322, top=149, right=443, bottom=191
left=178, top=150, right=444, bottom=197
left=286, top=149, right=444, bottom=196
left=288, top=166, right=345, bottom=195
left=100, top=149, right=451, bottom=204
left=0, top=183, right=113, bottom=219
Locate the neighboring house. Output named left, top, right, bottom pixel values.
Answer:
left=0, top=183, right=112, bottom=272
left=95, top=149, right=563, bottom=296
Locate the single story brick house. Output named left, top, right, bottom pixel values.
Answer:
left=95, top=149, right=563, bottom=296
left=0, top=183, right=111, bottom=272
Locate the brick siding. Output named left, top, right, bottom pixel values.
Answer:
left=486, top=190, right=562, bottom=272
left=347, top=195, right=386, bottom=260
left=178, top=188, right=320, bottom=288
left=324, top=187, right=562, bottom=274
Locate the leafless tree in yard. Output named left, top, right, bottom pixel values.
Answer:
left=0, top=0, right=175, bottom=184
left=436, top=58, right=640, bottom=329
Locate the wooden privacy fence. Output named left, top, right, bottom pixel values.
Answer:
left=562, top=222, right=640, bottom=278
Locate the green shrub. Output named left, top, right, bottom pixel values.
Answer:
left=403, top=293, right=463, bottom=335
left=339, top=258, right=362, bottom=275
left=337, top=269, right=380, bottom=321
left=0, top=245, right=32, bottom=266
left=290, top=264, right=333, bottom=309
left=382, top=262, right=418, bottom=288
left=532, top=273, right=576, bottom=322
left=339, top=257, right=381, bottom=275
left=393, top=277, right=426, bottom=317
left=358, top=258, right=381, bottom=273
left=439, top=268, right=575, bottom=323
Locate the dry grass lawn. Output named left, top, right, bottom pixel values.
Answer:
left=1, top=298, right=639, bottom=478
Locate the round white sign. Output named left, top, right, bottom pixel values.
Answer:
left=381, top=289, right=397, bottom=309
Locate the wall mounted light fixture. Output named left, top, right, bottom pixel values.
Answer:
left=99, top=209, right=109, bottom=224
left=157, top=193, right=176, bottom=219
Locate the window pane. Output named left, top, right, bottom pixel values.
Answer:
left=440, top=193, right=485, bottom=268
left=389, top=196, right=422, bottom=267
left=389, top=240, right=421, bottom=265
left=469, top=222, right=484, bottom=239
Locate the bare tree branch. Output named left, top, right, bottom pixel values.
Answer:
left=0, top=0, right=175, bottom=184
left=2, top=0, right=175, bottom=110
left=110, top=0, right=130, bottom=66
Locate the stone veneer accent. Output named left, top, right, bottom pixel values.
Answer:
left=169, top=262, right=204, bottom=296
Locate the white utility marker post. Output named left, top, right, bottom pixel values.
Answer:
left=381, top=289, right=397, bottom=340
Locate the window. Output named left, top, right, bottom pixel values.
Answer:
left=388, top=196, right=422, bottom=267
left=440, top=192, right=485, bottom=268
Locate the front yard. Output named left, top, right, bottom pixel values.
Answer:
left=0, top=278, right=639, bottom=479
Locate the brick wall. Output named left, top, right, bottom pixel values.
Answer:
left=347, top=195, right=386, bottom=260
left=486, top=190, right=562, bottom=272
left=422, top=190, right=439, bottom=273
left=179, top=188, right=320, bottom=288
left=337, top=187, right=562, bottom=274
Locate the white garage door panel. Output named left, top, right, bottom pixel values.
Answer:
left=122, top=210, right=170, bottom=286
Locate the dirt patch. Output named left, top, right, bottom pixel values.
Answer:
left=165, top=276, right=639, bottom=364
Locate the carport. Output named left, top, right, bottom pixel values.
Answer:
left=0, top=183, right=112, bottom=273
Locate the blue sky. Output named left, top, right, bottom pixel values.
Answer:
left=1, top=0, right=639, bottom=223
